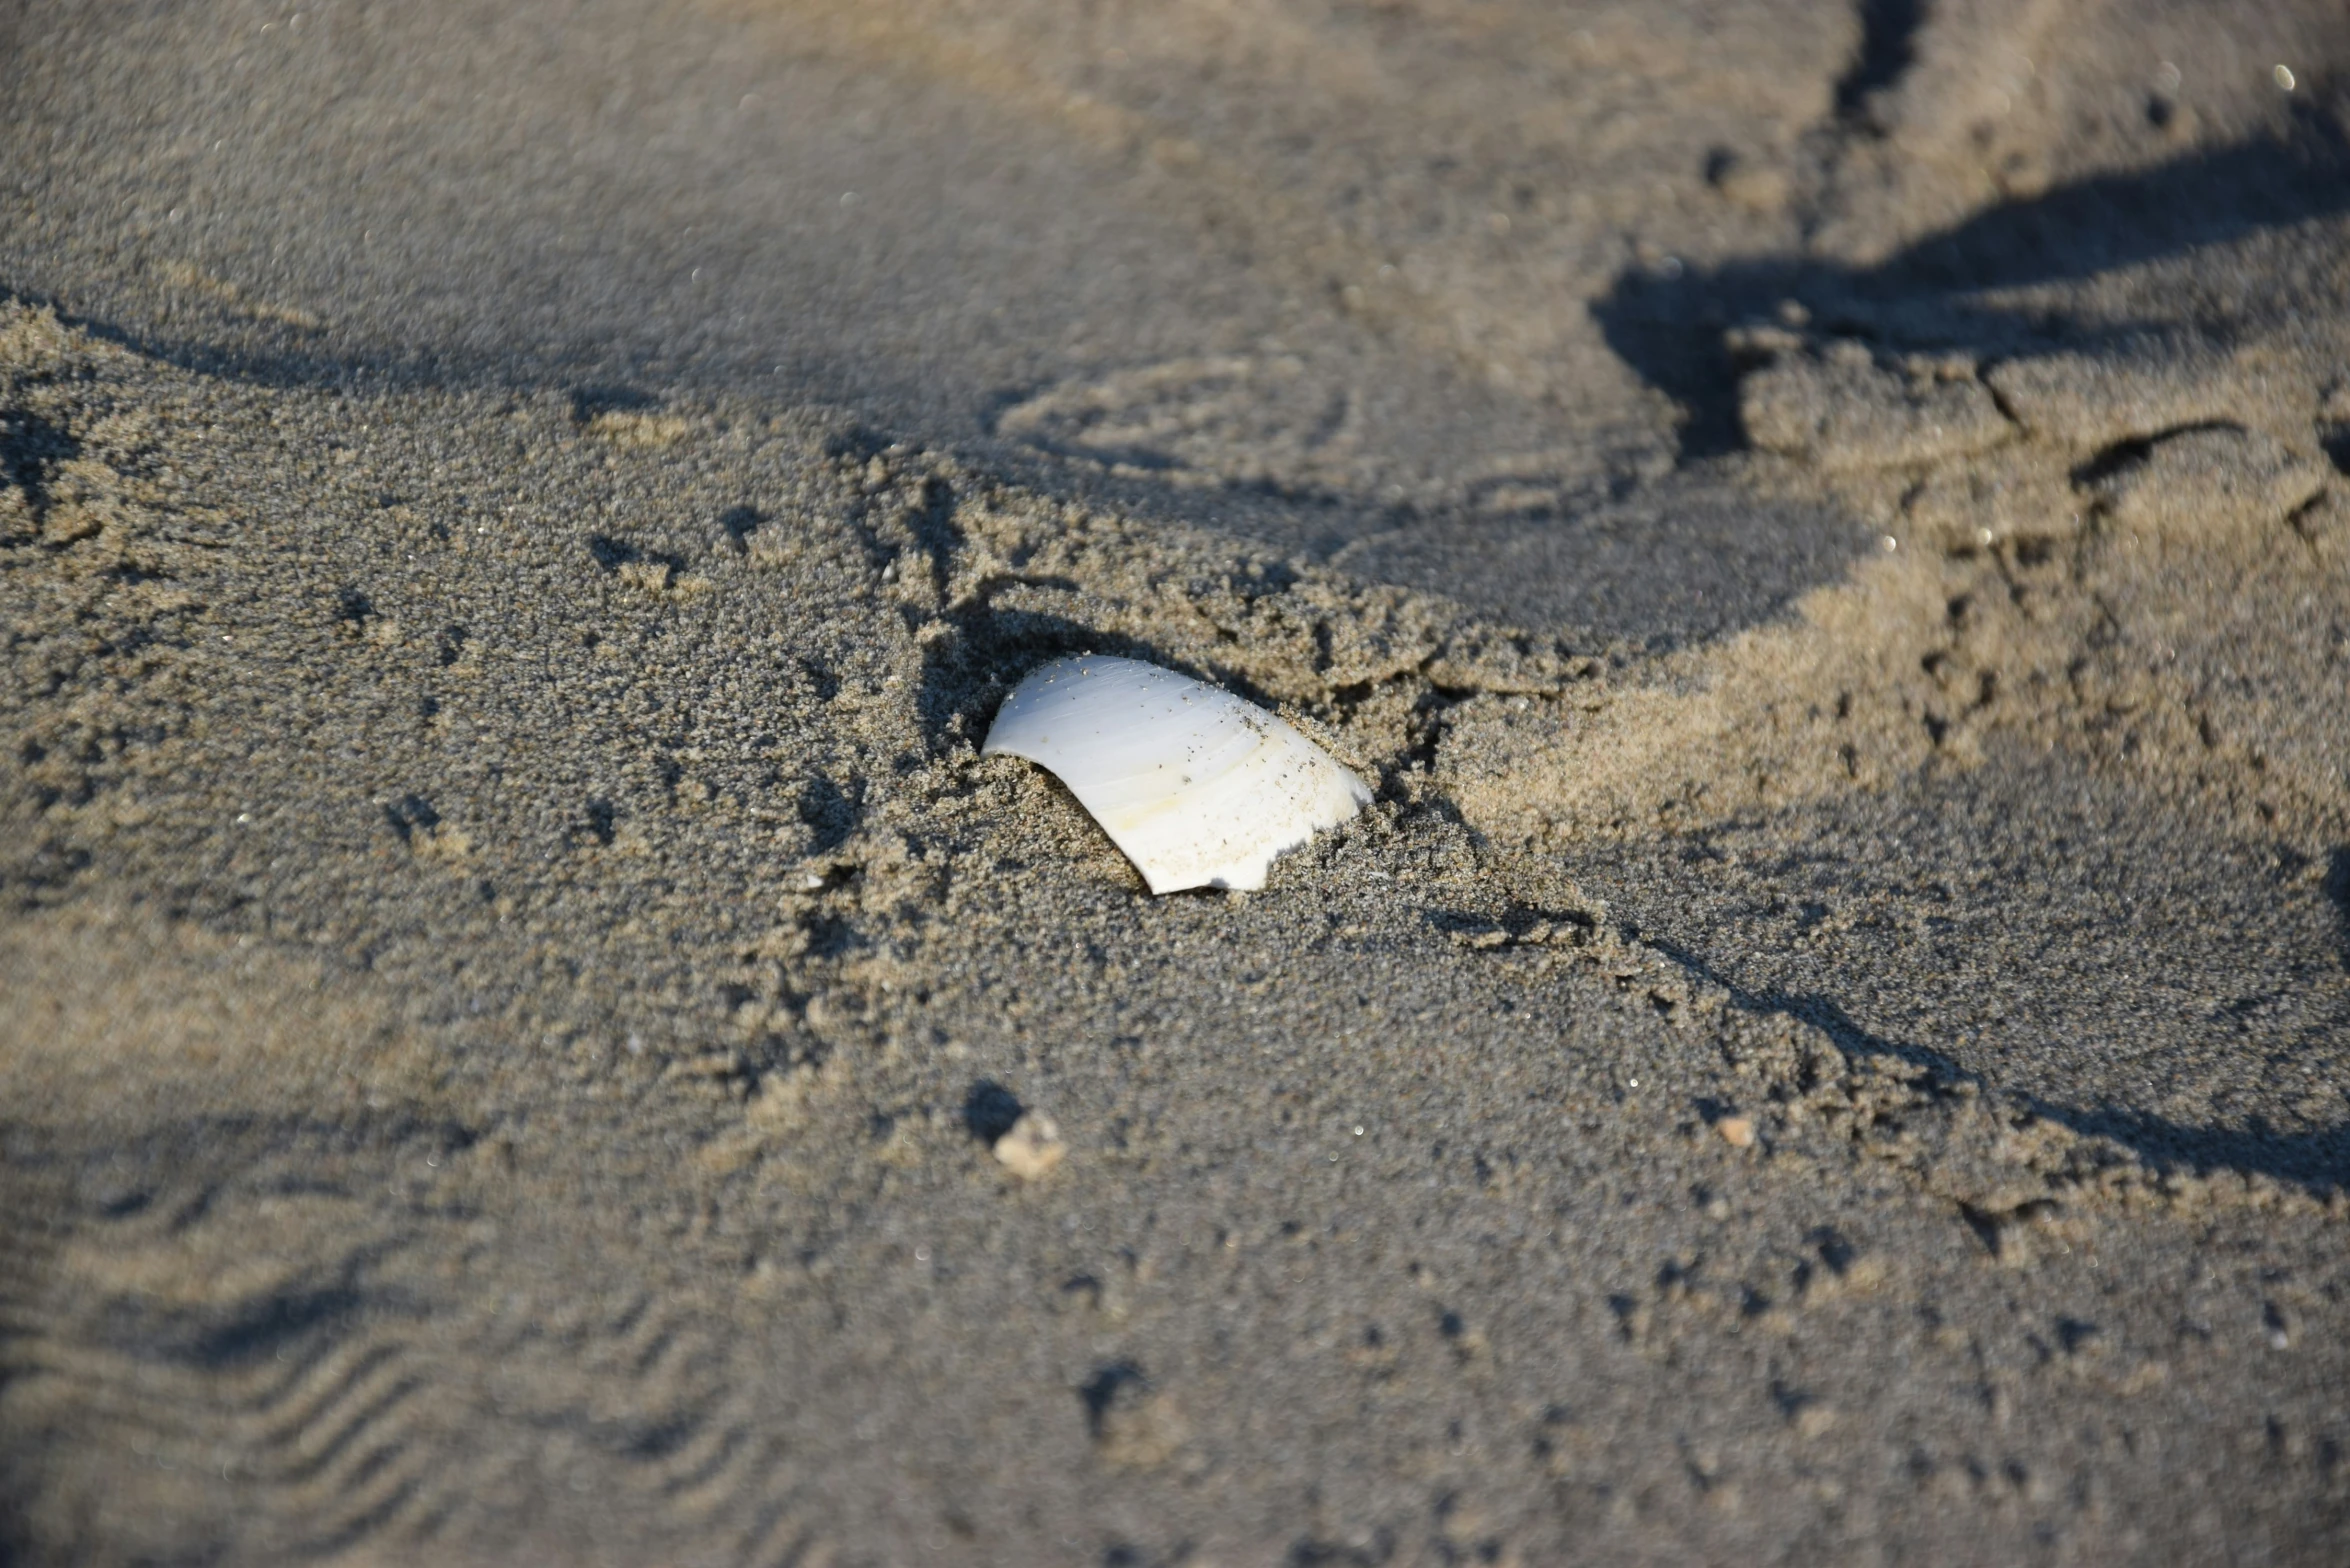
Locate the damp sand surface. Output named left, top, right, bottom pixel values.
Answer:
left=5, top=2, right=2350, bottom=1561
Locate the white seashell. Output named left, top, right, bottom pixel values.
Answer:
left=983, top=655, right=1371, bottom=894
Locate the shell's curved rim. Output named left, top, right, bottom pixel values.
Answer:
left=982, top=654, right=1371, bottom=893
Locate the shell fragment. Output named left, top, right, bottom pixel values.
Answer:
left=983, top=655, right=1371, bottom=894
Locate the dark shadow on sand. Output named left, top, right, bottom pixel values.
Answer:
left=1646, top=935, right=2350, bottom=1195
left=1596, top=103, right=2350, bottom=458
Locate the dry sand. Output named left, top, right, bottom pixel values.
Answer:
left=4, top=1, right=2350, bottom=1561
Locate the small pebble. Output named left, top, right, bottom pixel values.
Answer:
left=993, top=1113, right=1066, bottom=1179
left=1716, top=1116, right=1757, bottom=1150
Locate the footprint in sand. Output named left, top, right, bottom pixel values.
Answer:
left=992, top=355, right=1356, bottom=494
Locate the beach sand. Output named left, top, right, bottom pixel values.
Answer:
left=4, top=1, right=2349, bottom=1560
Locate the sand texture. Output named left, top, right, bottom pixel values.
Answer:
left=5, top=0, right=2350, bottom=1561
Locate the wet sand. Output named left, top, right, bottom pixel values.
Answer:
left=4, top=1, right=2350, bottom=1561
